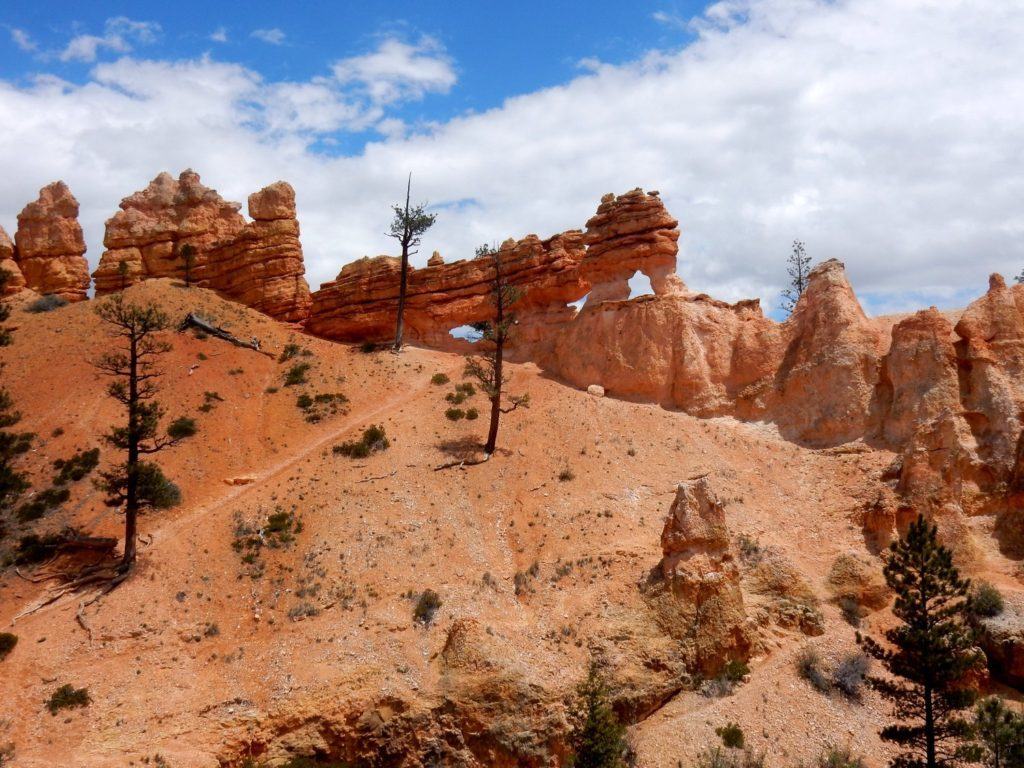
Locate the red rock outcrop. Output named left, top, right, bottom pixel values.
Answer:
left=307, top=231, right=589, bottom=349
left=876, top=308, right=961, bottom=447
left=92, top=171, right=311, bottom=322
left=0, top=227, right=26, bottom=295
left=307, top=189, right=687, bottom=354
left=13, top=182, right=90, bottom=301
left=771, top=259, right=885, bottom=445
left=646, top=476, right=749, bottom=675
left=581, top=189, right=684, bottom=302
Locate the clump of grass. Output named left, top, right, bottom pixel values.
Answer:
left=796, top=645, right=831, bottom=693
left=47, top=684, right=90, bottom=714
left=815, top=745, right=865, bottom=768
left=53, top=448, right=100, bottom=484
left=832, top=652, right=870, bottom=700
left=288, top=603, right=320, bottom=621
left=278, top=343, right=302, bottom=362
left=465, top=407, right=479, bottom=420
left=716, top=722, right=744, bottom=749
left=284, top=362, right=312, bottom=387
left=558, top=467, right=575, bottom=482
left=722, top=659, right=750, bottom=682
left=970, top=581, right=1005, bottom=618
left=0, top=632, right=16, bottom=661
left=265, top=386, right=278, bottom=394
left=445, top=407, right=465, bottom=421
left=199, top=391, right=224, bottom=412
left=736, top=533, right=763, bottom=564
left=333, top=424, right=389, bottom=458
left=296, top=392, right=348, bottom=423
left=445, top=391, right=468, bottom=405
left=431, top=373, right=450, bottom=385
left=27, top=294, right=68, bottom=313
left=413, top=589, right=442, bottom=626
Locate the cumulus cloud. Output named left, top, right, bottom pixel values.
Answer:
left=59, top=17, right=160, bottom=62
left=251, top=28, right=286, bottom=45
left=0, top=0, right=1021, bottom=317
left=10, top=28, right=36, bottom=52
left=332, top=35, right=455, bottom=105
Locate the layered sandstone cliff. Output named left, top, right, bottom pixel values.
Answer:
left=13, top=182, right=90, bottom=301
left=92, top=171, right=311, bottom=322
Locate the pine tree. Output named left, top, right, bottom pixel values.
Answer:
left=973, top=697, right=1024, bottom=768
left=180, top=244, right=197, bottom=288
left=567, top=661, right=629, bottom=768
left=388, top=173, right=436, bottom=351
left=858, top=514, right=983, bottom=768
left=780, top=240, right=812, bottom=315
left=93, top=294, right=192, bottom=569
left=0, top=270, right=33, bottom=512
left=463, top=243, right=529, bottom=455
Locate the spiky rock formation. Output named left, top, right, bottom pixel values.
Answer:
left=647, top=476, right=750, bottom=675
left=13, top=182, right=90, bottom=301
left=92, top=171, right=311, bottom=322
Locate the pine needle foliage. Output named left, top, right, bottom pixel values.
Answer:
left=858, top=514, right=983, bottom=768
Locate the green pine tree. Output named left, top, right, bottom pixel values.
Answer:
left=858, top=514, right=983, bottom=768
left=973, top=697, right=1024, bottom=768
left=0, top=269, right=33, bottom=512
left=567, top=661, right=629, bottom=768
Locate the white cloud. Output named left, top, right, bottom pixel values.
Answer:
left=332, top=35, right=455, bottom=105
left=251, top=28, right=285, bottom=45
left=0, top=0, right=1022, bottom=318
left=652, top=10, right=690, bottom=30
left=59, top=17, right=160, bottom=62
left=210, top=27, right=228, bottom=44
left=10, top=28, right=36, bottom=52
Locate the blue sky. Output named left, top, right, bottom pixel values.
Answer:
left=1, top=1, right=1022, bottom=318
left=1, top=1, right=704, bottom=153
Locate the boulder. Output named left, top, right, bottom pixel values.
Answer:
left=14, top=181, right=90, bottom=301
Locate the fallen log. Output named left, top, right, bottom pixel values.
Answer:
left=178, top=313, right=274, bottom=357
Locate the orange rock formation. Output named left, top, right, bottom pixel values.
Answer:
left=13, top=182, right=90, bottom=301
left=92, top=170, right=311, bottom=322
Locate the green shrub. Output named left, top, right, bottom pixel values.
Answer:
left=465, top=407, right=479, bottom=420
left=722, top=659, right=750, bottom=682
left=53, top=447, right=100, bottom=484
left=716, top=722, right=744, bottom=749
left=333, top=425, right=389, bottom=458
left=431, top=373, right=450, bottom=385
left=455, top=382, right=476, bottom=396
left=27, top=294, right=68, bottom=313
left=971, top=581, right=1005, bottom=618
left=445, top=408, right=465, bottom=421
left=47, top=684, right=90, bottom=714
left=413, top=589, right=442, bottom=625
left=167, top=417, right=198, bottom=440
left=445, top=391, right=467, bottom=405
left=284, top=362, right=311, bottom=386
left=796, top=645, right=831, bottom=693
left=16, top=487, right=71, bottom=522
left=278, top=343, right=302, bottom=362
left=0, top=632, right=16, bottom=661
left=296, top=394, right=313, bottom=410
